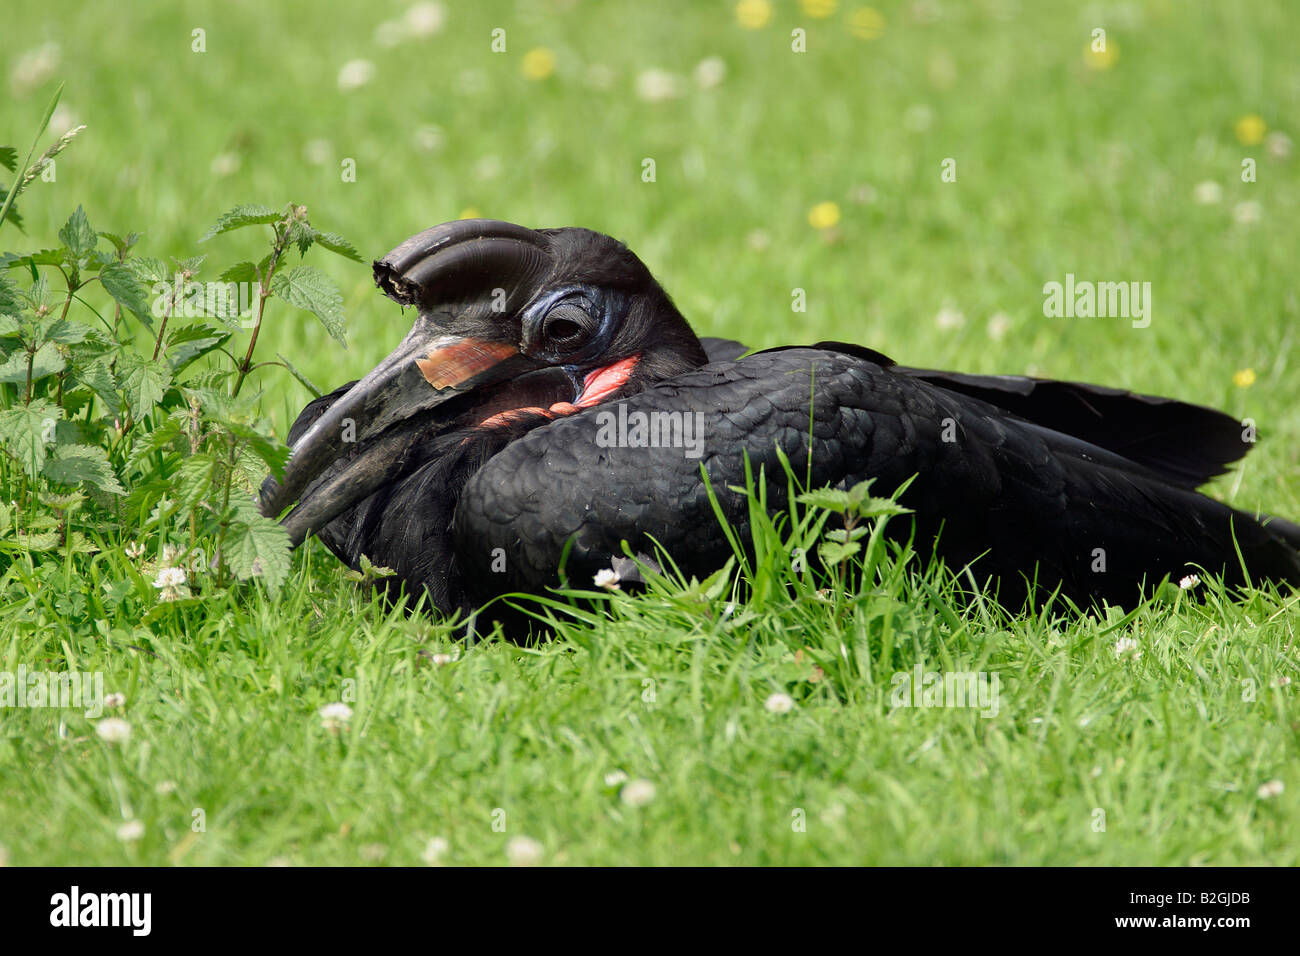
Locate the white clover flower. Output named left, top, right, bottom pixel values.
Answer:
left=338, top=59, right=376, bottom=92
left=620, top=779, right=657, bottom=807
left=694, top=56, right=726, bottom=89
left=1265, top=131, right=1292, bottom=160
left=1257, top=779, right=1284, bottom=799
left=506, top=835, right=544, bottom=866
left=1178, top=574, right=1200, bottom=590
left=935, top=303, right=965, bottom=330
left=116, top=820, right=144, bottom=842
left=635, top=69, right=683, bottom=103
left=95, top=717, right=131, bottom=744
left=604, top=770, right=628, bottom=788
left=987, top=312, right=1012, bottom=341
left=594, top=568, right=621, bottom=590
left=154, top=567, right=187, bottom=589
left=1192, top=181, right=1222, bottom=204
left=765, top=692, right=795, bottom=714
left=1233, top=200, right=1261, bottom=225
left=422, top=836, right=450, bottom=864
left=319, top=702, right=354, bottom=733
left=1113, top=636, right=1142, bottom=660
left=124, top=542, right=145, bottom=560
left=104, top=692, right=126, bottom=709
left=1274, top=675, right=1291, bottom=688
left=405, top=2, right=446, bottom=36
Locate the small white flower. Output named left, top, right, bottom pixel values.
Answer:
left=594, top=568, right=621, bottom=590
left=95, top=717, right=131, bottom=744
left=935, top=302, right=965, bottom=330
left=603, top=770, right=628, bottom=788
left=819, top=803, right=847, bottom=824
left=635, top=69, right=683, bottom=103
left=1192, top=180, right=1222, bottom=204
left=412, top=125, right=444, bottom=152
left=620, top=779, right=656, bottom=807
left=1274, top=675, right=1291, bottom=688
left=338, top=59, right=376, bottom=92
left=161, top=544, right=182, bottom=565
left=1113, top=636, right=1142, bottom=660
left=1257, top=779, right=1284, bottom=799
left=10, top=42, right=62, bottom=95
left=104, top=692, right=126, bottom=709
left=431, top=651, right=457, bottom=666
left=1178, top=574, right=1200, bottom=590
left=154, top=780, right=177, bottom=795
left=765, top=692, right=795, bottom=714
left=116, top=820, right=144, bottom=842
left=1265, top=131, right=1292, bottom=160
left=1233, top=200, right=1261, bottom=225
left=319, top=702, right=353, bottom=733
left=987, top=312, right=1012, bottom=341
left=405, top=2, right=446, bottom=37
left=209, top=153, right=240, bottom=177
left=422, top=836, right=449, bottom=864
left=506, top=835, right=544, bottom=866
left=124, top=542, right=145, bottom=560
left=694, top=56, right=726, bottom=89
left=49, top=104, right=78, bottom=136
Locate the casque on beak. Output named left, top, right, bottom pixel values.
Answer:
left=260, top=220, right=558, bottom=546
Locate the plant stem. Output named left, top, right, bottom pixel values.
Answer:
left=232, top=225, right=287, bottom=398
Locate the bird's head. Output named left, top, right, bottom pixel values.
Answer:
left=261, top=219, right=708, bottom=544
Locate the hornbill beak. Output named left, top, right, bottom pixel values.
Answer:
left=261, top=220, right=559, bottom=546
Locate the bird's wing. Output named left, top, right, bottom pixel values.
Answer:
left=455, top=347, right=1299, bottom=608
left=698, top=336, right=752, bottom=363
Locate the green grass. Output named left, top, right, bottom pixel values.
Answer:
left=1, top=0, right=1297, bottom=865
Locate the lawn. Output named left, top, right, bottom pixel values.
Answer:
left=0, top=0, right=1296, bottom=865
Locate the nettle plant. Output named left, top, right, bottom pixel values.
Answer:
left=0, top=89, right=358, bottom=615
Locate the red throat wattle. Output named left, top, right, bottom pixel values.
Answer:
left=477, top=354, right=640, bottom=429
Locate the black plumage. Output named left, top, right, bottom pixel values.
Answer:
left=260, top=220, right=1300, bottom=622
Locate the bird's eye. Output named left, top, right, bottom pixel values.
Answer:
left=543, top=304, right=592, bottom=350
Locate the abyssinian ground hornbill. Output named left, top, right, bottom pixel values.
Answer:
left=259, top=219, right=1300, bottom=619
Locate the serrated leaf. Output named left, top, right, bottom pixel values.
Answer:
left=43, top=444, right=124, bottom=494
left=42, top=317, right=95, bottom=344
left=287, top=220, right=314, bottom=257
left=5, top=530, right=59, bottom=552
left=223, top=509, right=291, bottom=590
left=219, top=261, right=258, bottom=284
left=170, top=452, right=219, bottom=509
left=0, top=147, right=16, bottom=173
left=166, top=322, right=231, bottom=372
left=271, top=265, right=345, bottom=345
left=98, top=231, right=141, bottom=256
left=58, top=205, right=97, bottom=258
left=199, top=203, right=279, bottom=242
left=3, top=248, right=66, bottom=270
left=0, top=342, right=65, bottom=384
left=817, top=540, right=862, bottom=565
left=127, top=256, right=170, bottom=284
left=0, top=272, right=21, bottom=314
left=312, top=230, right=364, bottom=263
left=100, top=261, right=155, bottom=325
left=796, top=489, right=853, bottom=513
left=0, top=399, right=61, bottom=478
left=69, top=355, right=122, bottom=416
left=220, top=420, right=290, bottom=481
left=115, top=352, right=172, bottom=420
left=125, top=417, right=184, bottom=471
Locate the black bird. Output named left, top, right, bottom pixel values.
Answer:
left=260, top=219, right=1300, bottom=620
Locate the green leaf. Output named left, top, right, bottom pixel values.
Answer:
left=98, top=231, right=141, bottom=256
left=796, top=488, right=853, bottom=514
left=312, top=230, right=364, bottom=263
left=58, top=205, right=97, bottom=259
left=42, top=317, right=95, bottom=344
left=115, top=352, right=172, bottom=420
left=170, top=452, right=218, bottom=509
left=287, top=220, right=314, bottom=257
left=223, top=508, right=291, bottom=590
left=69, top=355, right=122, bottom=416
left=3, top=248, right=66, bottom=270
left=0, top=342, right=65, bottom=384
left=0, top=272, right=21, bottom=314
left=817, top=540, right=862, bottom=565
left=43, top=444, right=124, bottom=494
left=271, top=265, right=346, bottom=345
left=166, top=322, right=231, bottom=372
left=219, top=261, right=259, bottom=284
left=199, top=203, right=279, bottom=242
left=0, top=399, right=61, bottom=479
left=220, top=420, right=290, bottom=481
left=0, top=147, right=16, bottom=173
left=127, top=256, right=170, bottom=284
left=275, top=352, right=322, bottom=398
left=100, top=261, right=155, bottom=325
